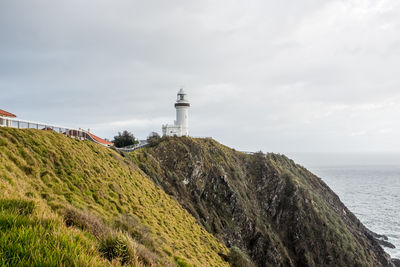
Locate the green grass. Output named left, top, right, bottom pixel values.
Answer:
left=0, top=128, right=229, bottom=266
left=0, top=199, right=108, bottom=266
left=174, top=256, right=192, bottom=267
left=0, top=198, right=35, bottom=215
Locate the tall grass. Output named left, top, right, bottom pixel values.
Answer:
left=0, top=198, right=108, bottom=266
left=0, top=128, right=229, bottom=266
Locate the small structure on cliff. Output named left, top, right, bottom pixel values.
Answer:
left=162, top=89, right=190, bottom=137
left=0, top=109, right=17, bottom=127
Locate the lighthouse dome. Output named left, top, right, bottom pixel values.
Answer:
left=176, top=88, right=189, bottom=104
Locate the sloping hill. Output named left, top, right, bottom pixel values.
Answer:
left=0, top=128, right=229, bottom=266
left=131, top=136, right=394, bottom=267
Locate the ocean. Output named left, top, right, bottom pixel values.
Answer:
left=308, top=165, right=400, bottom=259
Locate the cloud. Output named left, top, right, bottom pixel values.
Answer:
left=1, top=0, right=400, bottom=153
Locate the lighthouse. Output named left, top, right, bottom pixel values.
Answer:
left=162, top=89, right=190, bottom=137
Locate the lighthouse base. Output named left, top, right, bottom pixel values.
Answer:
left=162, top=124, right=188, bottom=137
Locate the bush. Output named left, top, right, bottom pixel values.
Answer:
left=114, top=214, right=156, bottom=252
left=64, top=208, right=109, bottom=238
left=147, top=132, right=161, bottom=147
left=112, top=130, right=139, bottom=148
left=136, top=243, right=158, bottom=266
left=227, top=246, right=255, bottom=267
left=99, top=232, right=135, bottom=265
left=64, top=210, right=159, bottom=265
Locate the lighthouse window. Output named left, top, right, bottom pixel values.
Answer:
left=179, top=95, right=184, bottom=100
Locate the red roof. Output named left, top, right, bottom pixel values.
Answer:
left=87, top=132, right=114, bottom=146
left=0, top=109, right=16, bottom=118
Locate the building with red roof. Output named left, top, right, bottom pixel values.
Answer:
left=65, top=129, right=113, bottom=147
left=86, top=132, right=114, bottom=146
left=0, top=109, right=16, bottom=118
left=0, top=109, right=16, bottom=127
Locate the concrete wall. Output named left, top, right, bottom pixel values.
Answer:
left=162, top=124, right=184, bottom=137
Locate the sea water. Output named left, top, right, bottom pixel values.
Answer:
left=309, top=165, right=400, bottom=259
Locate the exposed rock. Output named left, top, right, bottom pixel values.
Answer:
left=367, top=231, right=396, bottom=249
left=132, top=137, right=395, bottom=267
left=392, top=259, right=400, bottom=267
left=377, top=240, right=396, bottom=249
left=369, top=231, right=390, bottom=241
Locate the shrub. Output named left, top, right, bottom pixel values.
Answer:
left=99, top=232, right=135, bottom=265
left=254, top=150, right=264, bottom=157
left=112, top=131, right=139, bottom=148
left=147, top=132, right=161, bottom=147
left=64, top=208, right=109, bottom=238
left=114, top=214, right=156, bottom=252
left=136, top=243, right=158, bottom=266
left=227, top=246, right=255, bottom=267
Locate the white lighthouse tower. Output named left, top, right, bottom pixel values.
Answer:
left=162, top=89, right=190, bottom=137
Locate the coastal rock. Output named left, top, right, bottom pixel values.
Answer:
left=377, top=239, right=396, bottom=249
left=132, top=137, right=395, bottom=267
left=392, top=259, right=400, bottom=267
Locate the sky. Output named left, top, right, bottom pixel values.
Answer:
left=1, top=0, right=400, bottom=155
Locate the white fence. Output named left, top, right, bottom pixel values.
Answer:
left=0, top=116, right=89, bottom=140
left=117, top=140, right=149, bottom=152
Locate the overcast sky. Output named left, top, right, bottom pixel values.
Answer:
left=1, top=0, right=400, bottom=155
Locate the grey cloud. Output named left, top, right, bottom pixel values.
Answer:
left=1, top=0, right=400, bottom=153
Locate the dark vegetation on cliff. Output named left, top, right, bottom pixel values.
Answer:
left=132, top=136, right=395, bottom=267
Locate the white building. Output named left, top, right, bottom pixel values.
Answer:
left=0, top=109, right=16, bottom=127
left=162, top=89, right=190, bottom=137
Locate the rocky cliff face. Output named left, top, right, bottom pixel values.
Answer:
left=131, top=137, right=394, bottom=267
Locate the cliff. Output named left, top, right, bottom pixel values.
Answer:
left=131, top=136, right=395, bottom=267
left=0, top=128, right=396, bottom=266
left=0, top=128, right=228, bottom=266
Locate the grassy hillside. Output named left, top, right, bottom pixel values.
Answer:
left=0, top=128, right=229, bottom=266
left=131, top=136, right=393, bottom=267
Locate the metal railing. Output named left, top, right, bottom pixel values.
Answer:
left=117, top=140, right=149, bottom=152
left=0, top=116, right=88, bottom=140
